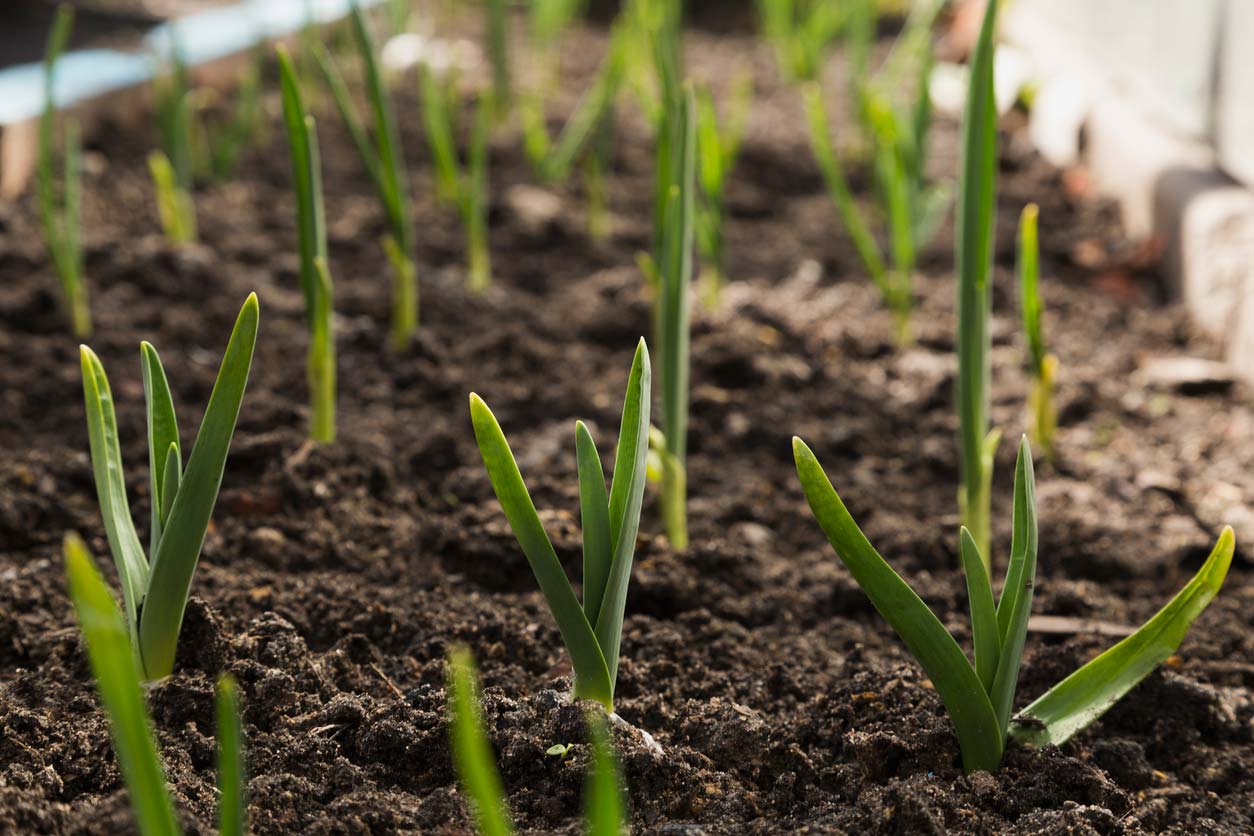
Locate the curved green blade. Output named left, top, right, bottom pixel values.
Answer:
left=576, top=421, right=612, bottom=626
left=988, top=437, right=1037, bottom=735
left=140, top=294, right=259, bottom=680
left=141, top=342, right=179, bottom=555
left=1011, top=526, right=1235, bottom=748
left=960, top=526, right=998, bottom=693
left=216, top=675, right=246, bottom=836
left=447, top=648, right=515, bottom=836
left=584, top=711, right=626, bottom=836
left=469, top=394, right=613, bottom=707
left=594, top=340, right=652, bottom=689
left=80, top=345, right=148, bottom=631
left=794, top=437, right=1003, bottom=773
left=64, top=534, right=182, bottom=836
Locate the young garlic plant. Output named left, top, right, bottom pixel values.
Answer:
left=1017, top=203, right=1056, bottom=461
left=956, top=0, right=999, bottom=567
left=754, top=0, right=846, bottom=83
left=38, top=5, right=91, bottom=338
left=794, top=435, right=1235, bottom=773
left=80, top=294, right=258, bottom=680
left=694, top=76, right=751, bottom=308
left=520, top=27, right=627, bottom=187
left=64, top=533, right=248, bottom=836
left=803, top=0, right=949, bottom=343
left=151, top=37, right=198, bottom=244
left=196, top=47, right=266, bottom=183
left=649, top=87, right=696, bottom=551
left=470, top=341, right=651, bottom=711
left=316, top=6, right=417, bottom=349
left=278, top=46, right=337, bottom=445
left=419, top=64, right=493, bottom=291
left=447, top=648, right=626, bottom=836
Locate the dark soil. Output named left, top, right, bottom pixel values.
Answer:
left=2, top=9, right=1253, bottom=836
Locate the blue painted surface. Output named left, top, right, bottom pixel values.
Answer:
left=0, top=0, right=382, bottom=125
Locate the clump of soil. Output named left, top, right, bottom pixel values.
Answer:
left=1, top=9, right=1251, bottom=836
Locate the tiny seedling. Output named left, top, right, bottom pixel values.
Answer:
left=64, top=534, right=249, bottom=836
left=470, top=340, right=651, bottom=711
left=38, top=5, right=91, bottom=338
left=694, top=77, right=751, bottom=307
left=447, top=649, right=628, bottom=836
left=794, top=434, right=1235, bottom=773
left=956, top=0, right=999, bottom=566
left=1017, top=203, right=1056, bottom=460
left=419, top=64, right=493, bottom=291
left=754, top=0, right=846, bottom=83
left=80, top=294, right=258, bottom=680
left=151, top=37, right=198, bottom=244
left=316, top=5, right=417, bottom=348
left=278, top=46, right=337, bottom=444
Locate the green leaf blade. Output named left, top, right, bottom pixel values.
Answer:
left=1011, top=526, right=1235, bottom=748
left=216, top=674, right=246, bottom=836
left=793, top=437, right=1003, bottom=773
left=988, top=437, right=1038, bottom=735
left=64, top=534, right=182, bottom=836
left=141, top=342, right=179, bottom=554
left=80, top=345, right=148, bottom=630
left=140, top=294, right=259, bottom=680
left=593, top=340, right=652, bottom=689
left=960, top=526, right=999, bottom=694
left=584, top=712, right=626, bottom=836
left=469, top=394, right=612, bottom=707
left=448, top=649, right=515, bottom=836
left=576, top=421, right=612, bottom=626
left=956, top=0, right=999, bottom=554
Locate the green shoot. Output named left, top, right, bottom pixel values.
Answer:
left=584, top=712, right=626, bottom=836
left=63, top=533, right=181, bottom=836
left=956, top=0, right=999, bottom=566
left=65, top=536, right=250, bottom=835
left=1017, top=203, right=1056, bottom=461
left=650, top=87, right=696, bottom=551
left=448, top=648, right=515, bottom=836
left=522, top=29, right=627, bottom=186
left=419, top=65, right=494, bottom=291
left=529, top=0, right=585, bottom=51
left=197, top=48, right=266, bottom=182
left=1010, top=527, right=1235, bottom=747
left=316, top=5, right=417, bottom=349
left=794, top=435, right=1235, bottom=772
left=485, top=0, right=511, bottom=120
left=216, top=675, right=246, bottom=836
left=754, top=0, right=846, bottom=83
left=469, top=340, right=651, bottom=711
left=463, top=97, right=493, bottom=292
left=80, top=294, right=259, bottom=679
left=278, top=46, right=337, bottom=444
left=151, top=38, right=197, bottom=244
left=419, top=62, right=463, bottom=206
left=694, top=76, right=751, bottom=308
left=582, top=110, right=616, bottom=243
left=448, top=649, right=629, bottom=836
left=38, top=5, right=91, bottom=337
left=148, top=151, right=197, bottom=244
left=802, top=2, right=948, bottom=343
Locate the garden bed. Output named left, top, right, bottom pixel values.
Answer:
left=1, top=9, right=1252, bottom=835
